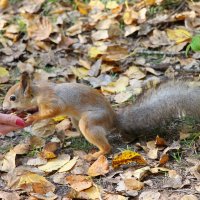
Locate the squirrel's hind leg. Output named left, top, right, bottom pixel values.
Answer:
left=79, top=112, right=111, bottom=161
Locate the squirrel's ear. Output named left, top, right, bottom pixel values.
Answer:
left=20, top=72, right=32, bottom=96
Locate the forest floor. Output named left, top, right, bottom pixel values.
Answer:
left=0, top=0, right=199, bottom=199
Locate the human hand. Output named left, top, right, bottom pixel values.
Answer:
left=0, top=113, right=25, bottom=135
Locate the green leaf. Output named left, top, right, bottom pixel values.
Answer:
left=190, top=35, right=200, bottom=52
left=185, top=44, right=191, bottom=57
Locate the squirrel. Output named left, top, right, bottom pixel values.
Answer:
left=3, top=72, right=200, bottom=160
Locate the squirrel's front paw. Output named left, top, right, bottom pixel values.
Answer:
left=25, top=115, right=38, bottom=124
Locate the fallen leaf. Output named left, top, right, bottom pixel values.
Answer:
left=101, top=76, right=129, bottom=94
left=29, top=192, right=57, bottom=200
left=38, top=154, right=70, bottom=172
left=181, top=195, right=198, bottom=200
left=58, top=156, right=78, bottom=172
left=163, top=170, right=183, bottom=189
left=53, top=115, right=66, bottom=122
left=28, top=17, right=53, bottom=41
left=139, top=191, right=160, bottom=200
left=155, top=135, right=167, bottom=147
left=92, top=30, right=109, bottom=41
left=159, top=154, right=169, bottom=165
left=68, top=185, right=100, bottom=200
left=66, top=21, right=83, bottom=36
left=0, top=66, right=9, bottom=83
left=17, top=172, right=55, bottom=194
left=147, top=148, right=158, bottom=160
left=75, top=0, right=90, bottom=15
left=167, top=28, right=191, bottom=44
left=56, top=118, right=71, bottom=132
left=40, top=142, right=59, bottom=159
left=102, top=46, right=128, bottom=61
left=71, top=67, right=89, bottom=79
left=88, top=155, right=109, bottom=177
left=106, top=1, right=119, bottom=10
left=112, top=150, right=147, bottom=168
left=124, top=178, right=144, bottom=191
left=132, top=166, right=150, bottom=180
left=124, top=25, right=140, bottom=37
left=124, top=66, right=146, bottom=80
left=0, top=0, right=8, bottom=10
left=103, top=193, right=128, bottom=200
left=27, top=157, right=47, bottom=166
left=88, top=46, right=106, bottom=58
left=114, top=91, right=133, bottom=103
left=66, top=175, right=93, bottom=192
left=13, top=144, right=30, bottom=155
left=0, top=191, right=20, bottom=200
left=0, top=149, right=16, bottom=172
left=123, top=8, right=138, bottom=25
left=150, top=167, right=170, bottom=174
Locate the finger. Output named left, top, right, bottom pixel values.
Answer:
left=0, top=125, right=20, bottom=135
left=0, top=114, right=25, bottom=127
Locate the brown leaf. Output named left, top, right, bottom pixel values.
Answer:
left=66, top=175, right=93, bottom=192
left=155, top=135, right=167, bottom=147
left=124, top=178, right=144, bottom=191
left=28, top=17, right=53, bottom=41
left=87, top=155, right=109, bottom=177
left=17, top=172, right=55, bottom=194
left=159, top=154, right=169, bottom=166
left=0, top=0, right=8, bottom=10
left=13, top=144, right=30, bottom=155
left=68, top=185, right=100, bottom=200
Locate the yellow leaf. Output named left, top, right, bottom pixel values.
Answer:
left=88, top=46, right=105, bottom=58
left=0, top=66, right=9, bottom=83
left=112, top=150, right=147, bottom=168
left=167, top=29, right=191, bottom=44
left=134, top=0, right=156, bottom=9
left=40, top=150, right=57, bottom=159
left=53, top=115, right=66, bottom=122
left=58, top=156, right=78, bottom=172
left=38, top=154, right=70, bottom=172
left=0, top=0, right=8, bottom=9
left=17, top=172, right=55, bottom=194
left=123, top=9, right=138, bottom=25
left=75, top=0, right=90, bottom=15
left=101, top=76, right=129, bottom=94
left=71, top=67, right=89, bottom=79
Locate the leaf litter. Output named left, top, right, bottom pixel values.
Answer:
left=0, top=0, right=199, bottom=199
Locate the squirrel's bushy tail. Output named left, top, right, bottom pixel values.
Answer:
left=116, top=81, right=200, bottom=142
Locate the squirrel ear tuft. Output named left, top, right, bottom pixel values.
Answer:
left=20, top=71, right=32, bottom=96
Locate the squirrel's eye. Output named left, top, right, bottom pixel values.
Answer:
left=10, top=95, right=16, bottom=101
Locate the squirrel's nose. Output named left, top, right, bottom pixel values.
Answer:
left=2, top=102, right=9, bottom=110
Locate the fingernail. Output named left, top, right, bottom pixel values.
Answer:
left=16, top=119, right=25, bottom=127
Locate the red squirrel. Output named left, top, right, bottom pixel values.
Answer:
left=3, top=72, right=200, bottom=160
